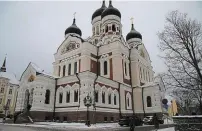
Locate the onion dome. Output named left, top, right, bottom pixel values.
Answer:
left=65, top=18, right=82, bottom=36
left=101, top=0, right=121, bottom=19
left=126, top=23, right=142, bottom=41
left=92, top=0, right=107, bottom=20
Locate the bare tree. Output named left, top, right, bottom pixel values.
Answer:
left=158, top=10, right=202, bottom=114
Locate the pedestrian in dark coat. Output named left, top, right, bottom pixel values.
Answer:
left=152, top=113, right=159, bottom=131
left=129, top=117, right=135, bottom=131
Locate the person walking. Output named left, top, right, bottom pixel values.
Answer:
left=129, top=116, right=135, bottom=131
left=152, top=113, right=159, bottom=131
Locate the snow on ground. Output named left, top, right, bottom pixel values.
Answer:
left=164, top=119, right=173, bottom=124
left=158, top=127, right=175, bottom=131
left=3, top=122, right=121, bottom=130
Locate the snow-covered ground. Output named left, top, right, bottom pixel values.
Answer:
left=158, top=127, right=175, bottom=131
left=4, top=122, right=122, bottom=130
left=164, top=118, right=173, bottom=124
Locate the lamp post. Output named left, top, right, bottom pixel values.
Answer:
left=84, top=94, right=92, bottom=127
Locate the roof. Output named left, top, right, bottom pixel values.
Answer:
left=141, top=82, right=157, bottom=87
left=0, top=72, right=19, bottom=85
left=30, top=62, right=58, bottom=79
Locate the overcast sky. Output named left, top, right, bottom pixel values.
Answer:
left=0, top=1, right=202, bottom=79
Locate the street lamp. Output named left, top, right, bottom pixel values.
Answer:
left=83, top=94, right=92, bottom=127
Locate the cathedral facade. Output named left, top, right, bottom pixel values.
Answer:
left=15, top=0, right=164, bottom=123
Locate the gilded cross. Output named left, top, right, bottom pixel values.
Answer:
left=130, top=17, right=134, bottom=24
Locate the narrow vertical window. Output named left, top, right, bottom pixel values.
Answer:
left=102, top=92, right=105, bottom=103
left=45, top=90, right=50, bottom=104
left=104, top=61, right=108, bottom=75
left=127, top=98, right=130, bottom=107
left=58, top=66, right=61, bottom=76
left=125, top=62, right=127, bottom=76
left=105, top=26, right=108, bottom=33
left=74, top=62, right=77, bottom=74
left=114, top=94, right=116, bottom=105
left=0, top=98, right=2, bottom=104
left=66, top=91, right=70, bottom=103
left=112, top=24, right=116, bottom=31
left=95, top=91, right=98, bottom=102
left=63, top=65, right=66, bottom=77
left=68, top=64, right=71, bottom=75
left=9, top=89, right=12, bottom=94
left=147, top=96, right=152, bottom=107
left=108, top=94, right=111, bottom=104
left=59, top=93, right=63, bottom=103
left=96, top=26, right=99, bottom=35
left=95, top=39, right=98, bottom=44
left=74, top=90, right=78, bottom=102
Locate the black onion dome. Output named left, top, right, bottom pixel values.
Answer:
left=92, top=0, right=107, bottom=20
left=65, top=18, right=82, bottom=36
left=126, top=23, right=142, bottom=41
left=101, top=0, right=121, bottom=19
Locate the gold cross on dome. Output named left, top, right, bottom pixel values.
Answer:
left=130, top=17, right=134, bottom=24
left=73, top=12, right=76, bottom=18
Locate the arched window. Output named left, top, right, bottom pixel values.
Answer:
left=108, top=94, right=111, bottom=104
left=93, top=27, right=95, bottom=35
left=74, top=90, right=78, bottom=102
left=68, top=64, right=71, bottom=75
left=63, top=65, right=66, bottom=77
left=104, top=61, right=108, bottom=75
left=100, top=24, right=102, bottom=32
left=102, top=92, right=105, bottom=103
left=125, top=62, right=127, bottom=76
left=147, top=96, right=152, bottom=107
left=58, top=66, right=61, bottom=76
left=95, top=39, right=98, bottom=45
left=66, top=91, right=70, bottom=103
left=95, top=91, right=98, bottom=102
left=74, top=62, right=77, bottom=74
left=59, top=93, right=63, bottom=103
left=114, top=94, right=116, bottom=105
left=112, top=24, right=116, bottom=31
left=45, top=89, right=50, bottom=104
left=140, top=67, right=142, bottom=79
left=127, top=97, right=130, bottom=107
left=96, top=26, right=99, bottom=35
left=105, top=25, right=108, bottom=33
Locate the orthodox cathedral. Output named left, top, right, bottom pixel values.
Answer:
left=15, top=0, right=165, bottom=123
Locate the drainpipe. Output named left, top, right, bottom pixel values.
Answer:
left=53, top=78, right=58, bottom=121
left=93, top=45, right=100, bottom=124
left=76, top=73, right=81, bottom=122
left=129, top=49, right=135, bottom=116
left=118, top=83, right=122, bottom=118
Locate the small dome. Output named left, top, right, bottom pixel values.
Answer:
left=92, top=0, right=107, bottom=20
left=65, top=18, right=82, bottom=36
left=101, top=0, right=121, bottom=19
left=126, top=24, right=142, bottom=41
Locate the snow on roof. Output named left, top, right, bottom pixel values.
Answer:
left=0, top=72, right=19, bottom=85
left=30, top=62, right=57, bottom=78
